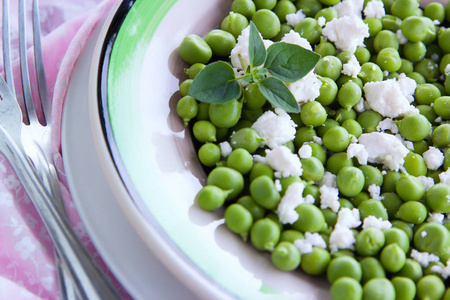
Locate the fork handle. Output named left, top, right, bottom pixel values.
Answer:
left=0, top=126, right=121, bottom=300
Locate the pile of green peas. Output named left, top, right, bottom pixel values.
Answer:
left=176, top=0, right=450, bottom=299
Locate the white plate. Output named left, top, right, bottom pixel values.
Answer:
left=61, top=1, right=197, bottom=299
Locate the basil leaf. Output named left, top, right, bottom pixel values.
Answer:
left=258, top=77, right=299, bottom=113
left=265, top=42, right=320, bottom=82
left=188, top=61, right=241, bottom=103
left=249, top=21, right=266, bottom=68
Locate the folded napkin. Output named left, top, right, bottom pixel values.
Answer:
left=0, top=0, right=130, bottom=298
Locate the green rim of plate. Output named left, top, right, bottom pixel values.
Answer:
left=106, top=0, right=300, bottom=299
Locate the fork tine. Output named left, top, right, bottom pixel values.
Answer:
left=2, top=0, right=15, bottom=96
left=32, top=0, right=51, bottom=123
left=19, top=0, right=38, bottom=125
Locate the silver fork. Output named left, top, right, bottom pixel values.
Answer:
left=1, top=0, right=121, bottom=299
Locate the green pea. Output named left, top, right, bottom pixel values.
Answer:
left=438, top=28, right=450, bottom=53
left=254, top=0, right=277, bottom=10
left=373, top=30, right=399, bottom=53
left=250, top=175, right=281, bottom=209
left=294, top=126, right=318, bottom=148
left=179, top=34, right=212, bottom=65
left=417, top=104, right=438, bottom=124
left=358, top=199, right=388, bottom=220
left=177, top=95, right=198, bottom=126
left=237, top=195, right=265, bottom=220
left=401, top=16, right=429, bottom=42
left=336, top=75, right=364, bottom=89
left=380, top=193, right=402, bottom=219
left=295, top=17, right=322, bottom=45
left=315, top=7, right=338, bottom=22
left=231, top=0, right=256, bottom=19
left=439, top=53, right=450, bottom=74
left=179, top=79, right=193, bottom=97
left=432, top=124, right=450, bottom=148
left=300, top=101, right=328, bottom=127
left=416, top=275, right=445, bottom=300
left=358, top=62, right=384, bottom=84
left=192, top=120, right=216, bottom=142
left=301, top=157, right=325, bottom=182
left=396, top=175, right=425, bottom=201
left=434, top=96, right=450, bottom=119
left=382, top=170, right=402, bottom=193
left=380, top=243, right=406, bottom=273
left=244, top=83, right=266, bottom=110
left=327, top=256, right=362, bottom=284
left=204, top=29, right=236, bottom=58
left=359, top=165, right=383, bottom=191
left=221, top=12, right=249, bottom=39
left=360, top=257, right=386, bottom=284
left=273, top=0, right=297, bottom=23
left=398, top=58, right=414, bottom=74
left=407, top=71, right=427, bottom=84
left=342, top=119, right=362, bottom=138
left=444, top=148, right=450, bottom=170
left=206, top=167, right=244, bottom=201
left=337, top=166, right=365, bottom=197
left=414, top=58, right=440, bottom=83
left=424, top=2, right=445, bottom=23
left=271, top=241, right=301, bottom=271
left=300, top=247, right=330, bottom=275
left=335, top=108, right=357, bottom=124
left=227, top=148, right=254, bottom=174
left=225, top=204, right=253, bottom=240
left=355, top=46, right=371, bottom=65
left=198, top=143, right=221, bottom=167
left=185, top=63, right=205, bottom=79
left=403, top=41, right=427, bottom=62
left=326, top=152, right=354, bottom=175
left=309, top=142, right=327, bottom=164
left=426, top=183, right=450, bottom=213
left=323, top=126, right=351, bottom=153
left=356, top=227, right=385, bottom=256
left=316, top=119, right=339, bottom=138
left=209, top=99, right=242, bottom=129
left=414, top=222, right=449, bottom=255
left=292, top=203, right=325, bottom=233
left=391, top=277, right=416, bottom=300
left=396, top=258, right=423, bottom=282
left=279, top=176, right=303, bottom=196
left=390, top=0, right=419, bottom=19
left=249, top=162, right=274, bottom=182
left=250, top=218, right=280, bottom=251
left=314, top=37, right=337, bottom=57
left=414, top=83, right=441, bottom=105
left=196, top=185, right=230, bottom=211
left=230, top=127, right=263, bottom=153
left=395, top=201, right=428, bottom=224
left=363, top=278, right=395, bottom=300
left=252, top=9, right=280, bottom=39
left=365, top=17, right=383, bottom=37
left=376, top=47, right=402, bottom=72
left=337, top=81, right=362, bottom=110
left=315, top=56, right=343, bottom=81
left=397, top=114, right=432, bottom=142
left=295, top=0, right=323, bottom=17
left=330, top=277, right=363, bottom=300
left=280, top=229, right=305, bottom=243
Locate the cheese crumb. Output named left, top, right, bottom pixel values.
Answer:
left=363, top=0, right=385, bottom=19
left=417, top=176, right=435, bottom=191
left=276, top=182, right=312, bottom=224
left=410, top=249, right=440, bottom=267
left=368, top=184, right=383, bottom=200
left=357, top=132, right=409, bottom=171
left=281, top=30, right=312, bottom=50
left=319, top=171, right=337, bottom=188
left=428, top=212, right=445, bottom=224
left=252, top=154, right=267, bottom=164
left=320, top=185, right=340, bottom=212
left=318, top=16, right=327, bottom=27
left=354, top=97, right=366, bottom=113
left=342, top=55, right=361, bottom=78
left=286, top=10, right=306, bottom=28
left=322, top=15, right=369, bottom=53
left=396, top=29, right=408, bottom=45
left=439, top=169, right=450, bottom=185
left=430, top=259, right=450, bottom=279
left=362, top=216, right=392, bottom=230
left=377, top=118, right=399, bottom=134
left=347, top=143, right=369, bottom=165
left=298, top=144, right=313, bottom=159
left=329, top=224, right=356, bottom=252
left=336, top=208, right=361, bottom=228
left=266, top=146, right=303, bottom=178
left=288, top=71, right=322, bottom=104
left=230, top=26, right=272, bottom=70
left=275, top=179, right=282, bottom=192
left=294, top=232, right=327, bottom=254
left=445, top=64, right=450, bottom=76
left=332, top=0, right=364, bottom=17
left=423, top=147, right=444, bottom=171
left=252, top=110, right=297, bottom=149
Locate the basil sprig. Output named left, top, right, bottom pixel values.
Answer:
left=188, top=22, right=320, bottom=114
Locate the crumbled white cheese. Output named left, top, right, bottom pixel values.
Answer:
left=445, top=64, right=450, bottom=76
left=397, top=73, right=417, bottom=103
left=364, top=78, right=418, bottom=118
left=251, top=110, right=297, bottom=149
left=347, top=143, right=369, bottom=165
left=329, top=224, right=356, bottom=252
left=277, top=181, right=308, bottom=224
left=395, top=134, right=415, bottom=151
left=294, top=232, right=327, bottom=254
left=423, top=147, right=445, bottom=171
left=318, top=16, right=327, bottom=27
left=322, top=15, right=369, bottom=53
left=363, top=0, right=385, bottom=18
left=332, top=0, right=364, bottom=17
left=288, top=71, right=322, bottom=104
left=354, top=97, right=366, bottom=113
left=428, top=212, right=445, bottom=224
left=383, top=70, right=389, bottom=77
left=357, top=132, right=409, bottom=171
left=266, top=146, right=303, bottom=178
left=320, top=185, right=340, bottom=212
left=430, top=259, right=450, bottom=279
left=377, top=118, right=399, bottom=134
left=275, top=179, right=282, bottom=192
left=336, top=208, right=361, bottom=228
left=410, top=249, right=440, bottom=267
left=396, top=29, right=408, bottom=44
left=319, top=171, right=337, bottom=188
left=313, top=136, right=323, bottom=145
left=342, top=55, right=361, bottom=78
left=230, top=26, right=272, bottom=70
left=252, top=154, right=267, bottom=164
left=417, top=176, right=435, bottom=191
left=286, top=10, right=306, bottom=28
left=362, top=216, right=392, bottom=230
left=281, top=30, right=312, bottom=50
left=219, top=141, right=233, bottom=157
left=436, top=117, right=444, bottom=123
left=298, top=144, right=313, bottom=159
left=368, top=184, right=383, bottom=200
left=439, top=169, right=450, bottom=185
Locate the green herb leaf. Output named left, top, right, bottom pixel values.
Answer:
left=258, top=77, right=299, bottom=113
left=249, top=21, right=266, bottom=68
left=264, top=42, right=320, bottom=82
left=188, top=61, right=241, bottom=103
